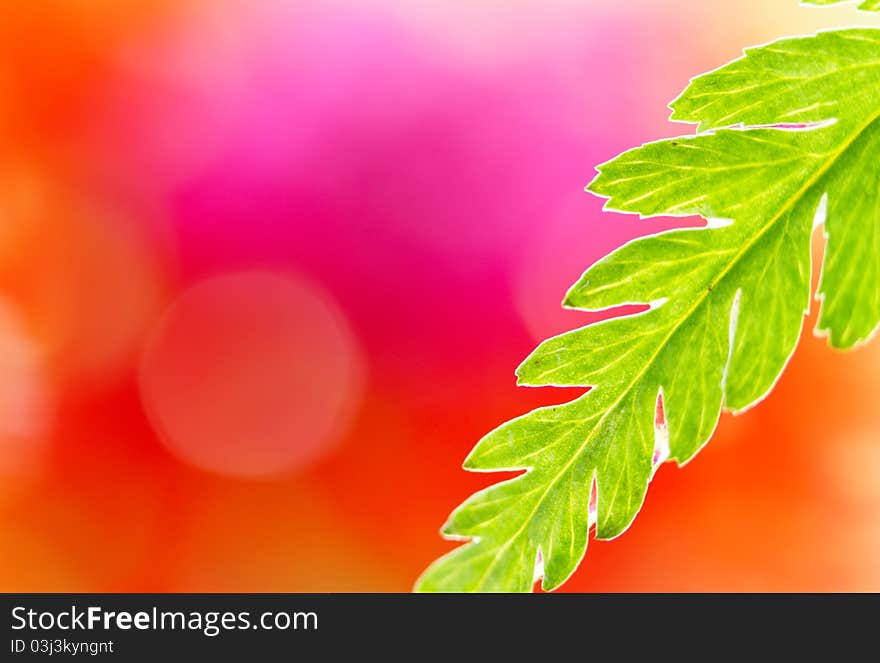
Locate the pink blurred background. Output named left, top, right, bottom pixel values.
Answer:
left=1, top=0, right=879, bottom=592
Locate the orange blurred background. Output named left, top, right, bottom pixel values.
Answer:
left=1, top=0, right=879, bottom=592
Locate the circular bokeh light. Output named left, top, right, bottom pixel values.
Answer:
left=140, top=271, right=364, bottom=478
left=0, top=296, right=51, bottom=480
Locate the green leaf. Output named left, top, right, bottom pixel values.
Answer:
left=803, top=0, right=880, bottom=11
left=416, top=27, right=880, bottom=592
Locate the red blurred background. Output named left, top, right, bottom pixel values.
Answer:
left=1, top=0, right=878, bottom=592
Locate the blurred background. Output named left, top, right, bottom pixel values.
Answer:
left=1, top=0, right=879, bottom=592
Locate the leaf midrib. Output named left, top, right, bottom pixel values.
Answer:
left=469, top=105, right=880, bottom=591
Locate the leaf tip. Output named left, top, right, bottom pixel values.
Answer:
left=584, top=170, right=603, bottom=196
left=513, top=359, right=533, bottom=385
left=461, top=448, right=481, bottom=471
left=561, top=291, right=579, bottom=310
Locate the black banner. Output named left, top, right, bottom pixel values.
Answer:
left=1, top=594, right=875, bottom=658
